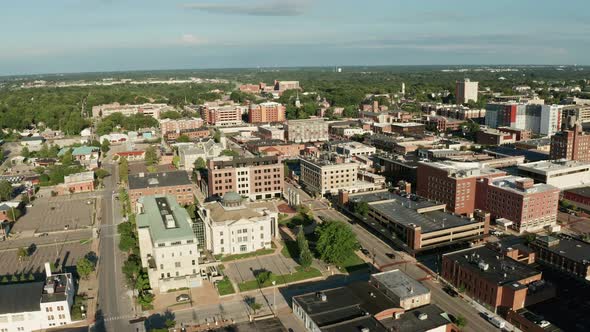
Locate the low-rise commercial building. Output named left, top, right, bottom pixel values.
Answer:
left=529, top=235, right=590, bottom=281
left=330, top=141, right=376, bottom=157
left=197, top=192, right=278, bottom=255
left=115, top=150, right=146, bottom=161
left=340, top=190, right=489, bottom=253
left=285, top=119, right=329, bottom=143
left=258, top=125, right=285, bottom=141
left=476, top=129, right=517, bottom=145
left=136, top=195, right=201, bottom=292
left=160, top=118, right=205, bottom=137
left=92, top=102, right=172, bottom=119
left=177, top=140, right=225, bottom=171
left=56, top=171, right=95, bottom=195
left=563, top=186, right=590, bottom=211
left=128, top=171, right=194, bottom=208
left=201, top=156, right=284, bottom=200
left=245, top=140, right=304, bottom=158
left=517, top=160, right=590, bottom=190
left=391, top=122, right=425, bottom=135
left=477, top=176, right=560, bottom=233
left=165, top=127, right=210, bottom=141
left=442, top=246, right=542, bottom=311
left=293, top=275, right=455, bottom=332
left=0, top=265, right=75, bottom=331
left=371, top=270, right=431, bottom=310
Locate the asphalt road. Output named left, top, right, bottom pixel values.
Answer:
left=94, top=163, right=139, bottom=332
left=309, top=197, right=498, bottom=332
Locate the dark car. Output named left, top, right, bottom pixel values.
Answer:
left=385, top=252, right=395, bottom=259
left=360, top=248, right=370, bottom=256
left=443, top=286, right=458, bottom=297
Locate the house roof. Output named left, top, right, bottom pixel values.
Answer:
left=136, top=195, right=195, bottom=243
left=58, top=146, right=99, bottom=157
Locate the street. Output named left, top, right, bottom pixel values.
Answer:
left=94, top=163, right=138, bottom=332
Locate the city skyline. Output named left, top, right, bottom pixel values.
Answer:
left=2, top=0, right=590, bottom=75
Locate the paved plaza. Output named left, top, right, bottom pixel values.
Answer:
left=224, top=254, right=300, bottom=284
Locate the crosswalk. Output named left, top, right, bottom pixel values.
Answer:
left=103, top=314, right=137, bottom=322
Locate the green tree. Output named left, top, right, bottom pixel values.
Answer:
left=10, top=275, right=18, bottom=283
left=297, top=228, right=313, bottom=269
left=119, top=157, right=129, bottom=183
left=138, top=292, right=154, bottom=310
left=315, top=221, right=359, bottom=265
left=60, top=149, right=74, bottom=166
left=160, top=110, right=182, bottom=119
left=256, top=270, right=272, bottom=285
left=76, top=257, right=95, bottom=279
left=213, top=129, right=221, bottom=143
left=194, top=157, right=206, bottom=170
left=221, top=149, right=239, bottom=157
left=101, top=139, right=110, bottom=153
left=17, top=247, right=29, bottom=261
left=176, top=134, right=191, bottom=143
left=245, top=296, right=262, bottom=314
left=351, top=201, right=370, bottom=216
left=95, top=168, right=110, bottom=180
left=1, top=276, right=8, bottom=283
left=0, top=180, right=13, bottom=201
left=145, top=146, right=159, bottom=166
left=165, top=319, right=176, bottom=329
left=20, top=146, right=30, bottom=158
left=453, top=315, right=467, bottom=328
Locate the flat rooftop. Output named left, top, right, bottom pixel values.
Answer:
left=350, top=191, right=479, bottom=233
left=136, top=195, right=195, bottom=243
left=518, top=160, right=590, bottom=173
left=206, top=200, right=277, bottom=223
left=372, top=269, right=430, bottom=299
left=380, top=304, right=451, bottom=332
left=0, top=281, right=44, bottom=314
left=420, top=161, right=505, bottom=178
left=485, top=146, right=549, bottom=162
left=533, top=235, right=590, bottom=264
left=128, top=170, right=192, bottom=190
left=488, top=176, right=558, bottom=195
left=444, top=246, right=540, bottom=285
left=391, top=122, right=424, bottom=127
left=565, top=186, right=590, bottom=198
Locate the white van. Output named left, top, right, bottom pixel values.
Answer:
left=488, top=315, right=506, bottom=329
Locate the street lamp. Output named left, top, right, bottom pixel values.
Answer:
left=272, top=280, right=276, bottom=314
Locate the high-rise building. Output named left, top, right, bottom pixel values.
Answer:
left=485, top=102, right=562, bottom=136
left=248, top=102, right=286, bottom=124
left=455, top=79, right=478, bottom=104
left=199, top=104, right=244, bottom=126
left=550, top=123, right=590, bottom=161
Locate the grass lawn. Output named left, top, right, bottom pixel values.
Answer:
left=237, top=266, right=322, bottom=292
left=220, top=248, right=275, bottom=262
left=338, top=253, right=370, bottom=274
left=216, top=277, right=235, bottom=296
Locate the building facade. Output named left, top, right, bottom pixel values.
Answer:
left=529, top=235, right=590, bottom=281
left=456, top=79, right=478, bottom=105
left=202, top=156, right=284, bottom=200
left=91, top=102, right=172, bottom=119
left=248, top=102, right=286, bottom=123
left=197, top=193, right=278, bottom=255
left=136, top=195, right=202, bottom=292
left=284, top=119, right=329, bottom=143
left=550, top=123, right=590, bottom=162
left=56, top=171, right=95, bottom=195
left=517, top=160, right=590, bottom=190
left=300, top=157, right=360, bottom=196
left=160, top=118, right=205, bottom=136
left=128, top=171, right=194, bottom=208
left=477, top=176, right=560, bottom=233
left=200, top=105, right=244, bottom=126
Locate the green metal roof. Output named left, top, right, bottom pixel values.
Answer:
left=136, top=195, right=195, bottom=244
left=58, top=146, right=99, bottom=157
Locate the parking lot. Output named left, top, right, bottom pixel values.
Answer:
left=224, top=254, right=300, bottom=283
left=11, top=195, right=96, bottom=234
left=0, top=241, right=92, bottom=276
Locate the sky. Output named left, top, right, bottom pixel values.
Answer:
left=1, top=0, right=590, bottom=75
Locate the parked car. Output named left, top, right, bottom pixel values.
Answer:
left=360, top=248, right=370, bottom=256
left=487, top=315, right=506, bottom=329
left=64, top=225, right=69, bottom=230
left=443, top=286, right=458, bottom=297
left=385, top=252, right=395, bottom=259
left=176, top=294, right=190, bottom=302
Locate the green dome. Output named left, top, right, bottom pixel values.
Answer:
left=222, top=191, right=242, bottom=205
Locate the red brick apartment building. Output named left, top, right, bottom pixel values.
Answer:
left=563, top=186, right=590, bottom=210
left=416, top=161, right=506, bottom=215
left=200, top=105, right=243, bottom=126
left=202, top=156, right=284, bottom=201
left=128, top=170, right=193, bottom=208
left=245, top=140, right=304, bottom=159
left=476, top=176, right=560, bottom=233
left=550, top=123, right=590, bottom=161
left=159, top=118, right=204, bottom=136
left=164, top=127, right=210, bottom=141
left=248, top=102, right=286, bottom=124
left=442, top=246, right=542, bottom=311
left=115, top=150, right=145, bottom=161
left=497, top=127, right=532, bottom=141
left=529, top=235, right=590, bottom=280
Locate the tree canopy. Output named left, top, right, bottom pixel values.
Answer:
left=315, top=220, right=359, bottom=265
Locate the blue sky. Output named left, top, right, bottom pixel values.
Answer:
left=1, top=0, right=589, bottom=75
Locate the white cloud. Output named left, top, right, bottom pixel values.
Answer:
left=183, top=0, right=311, bottom=17
left=179, top=34, right=206, bottom=46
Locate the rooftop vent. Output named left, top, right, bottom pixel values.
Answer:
left=360, top=328, right=370, bottom=332
left=148, top=178, right=159, bottom=185
left=418, top=313, right=428, bottom=321
left=478, top=261, right=490, bottom=271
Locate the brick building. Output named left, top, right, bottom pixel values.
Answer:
left=416, top=161, right=506, bottom=215
left=128, top=171, right=193, bottom=208
left=476, top=176, right=560, bottom=233
left=115, top=150, right=146, bottom=161
left=56, top=171, right=95, bottom=195
left=497, top=127, right=532, bottom=141
left=164, top=127, right=210, bottom=141
left=476, top=129, right=517, bottom=146
left=258, top=126, right=284, bottom=141
left=284, top=119, right=329, bottom=143
left=442, top=246, right=542, bottom=311
left=245, top=140, right=304, bottom=158
left=200, top=105, right=244, bottom=126
left=550, top=123, right=590, bottom=161
left=563, top=186, right=590, bottom=211
left=390, top=122, right=425, bottom=135
left=248, top=102, right=286, bottom=124
left=529, top=235, right=590, bottom=281
left=159, top=118, right=204, bottom=136
left=201, top=156, right=284, bottom=201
